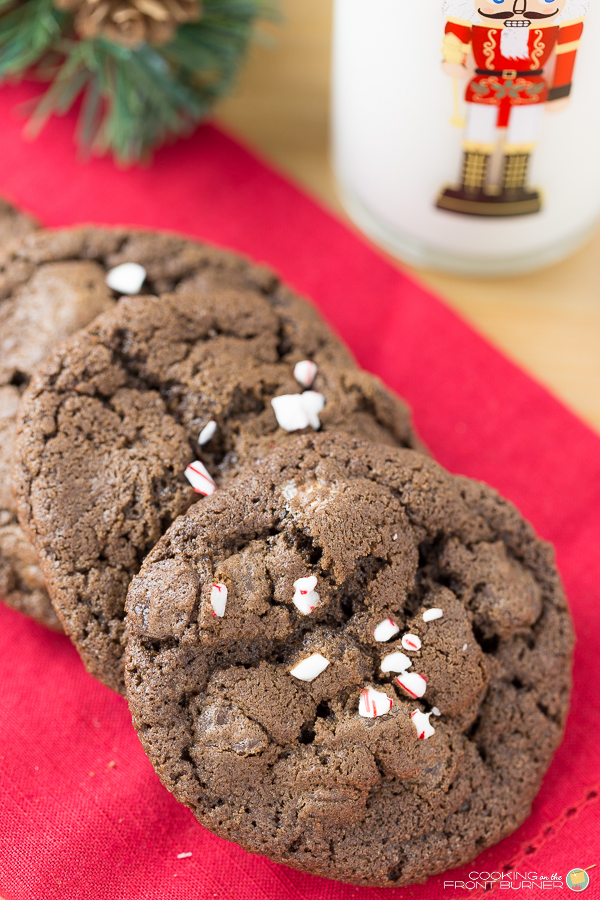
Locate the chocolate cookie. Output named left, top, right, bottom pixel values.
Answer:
left=5, top=225, right=399, bottom=631
left=13, top=266, right=420, bottom=683
left=124, top=434, right=573, bottom=887
left=1, top=229, right=119, bottom=628
left=0, top=197, right=38, bottom=246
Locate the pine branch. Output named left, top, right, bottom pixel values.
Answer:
left=0, top=0, right=65, bottom=75
left=0, top=0, right=273, bottom=161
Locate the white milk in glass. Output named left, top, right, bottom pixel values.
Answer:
left=332, top=0, right=600, bottom=275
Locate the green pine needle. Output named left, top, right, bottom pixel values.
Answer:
left=0, top=0, right=273, bottom=162
left=0, top=0, right=64, bottom=74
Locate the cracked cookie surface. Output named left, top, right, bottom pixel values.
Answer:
left=3, top=225, right=313, bottom=630
left=12, top=259, right=419, bottom=681
left=124, top=433, right=573, bottom=887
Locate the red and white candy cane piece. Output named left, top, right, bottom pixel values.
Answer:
left=422, top=608, right=443, bottom=622
left=373, top=618, right=400, bottom=642
left=293, top=575, right=319, bottom=615
left=358, top=686, right=393, bottom=719
left=210, top=583, right=227, bottom=617
left=185, top=460, right=217, bottom=496
left=198, top=420, right=217, bottom=445
left=401, top=633, right=422, bottom=652
left=411, top=709, right=435, bottom=740
left=395, top=671, right=428, bottom=699
left=293, top=360, right=318, bottom=388
left=290, top=653, right=330, bottom=682
left=380, top=651, right=411, bottom=674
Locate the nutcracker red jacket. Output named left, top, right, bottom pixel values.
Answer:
left=444, top=15, right=585, bottom=103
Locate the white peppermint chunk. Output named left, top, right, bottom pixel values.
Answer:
left=358, top=686, right=393, bottom=718
left=184, top=460, right=217, bottom=496
left=401, top=633, right=422, bottom=652
left=282, top=482, right=298, bottom=501
left=105, top=262, right=146, bottom=295
left=294, top=360, right=318, bottom=388
left=293, top=575, right=319, bottom=615
left=381, top=651, right=411, bottom=674
left=432, top=707, right=441, bottom=717
left=422, top=608, right=443, bottom=622
left=271, top=394, right=307, bottom=431
left=290, top=653, right=330, bottom=682
left=271, top=391, right=325, bottom=432
left=300, top=391, right=325, bottom=429
left=395, top=671, right=427, bottom=699
left=199, top=420, right=217, bottom=445
left=373, top=618, right=400, bottom=642
left=411, top=709, right=435, bottom=740
left=210, top=583, right=227, bottom=617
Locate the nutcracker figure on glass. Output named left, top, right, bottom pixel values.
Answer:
left=437, top=0, right=589, bottom=216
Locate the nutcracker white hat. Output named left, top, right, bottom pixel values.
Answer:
left=443, top=0, right=589, bottom=25
left=556, top=0, right=590, bottom=22
left=442, top=1, right=481, bottom=23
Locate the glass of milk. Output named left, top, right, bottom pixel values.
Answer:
left=332, top=0, right=599, bottom=275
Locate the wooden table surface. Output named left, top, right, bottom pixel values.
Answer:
left=217, top=0, right=600, bottom=435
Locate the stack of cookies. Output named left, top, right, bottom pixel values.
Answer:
left=1, top=211, right=573, bottom=887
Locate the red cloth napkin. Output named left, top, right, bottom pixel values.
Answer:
left=0, top=82, right=599, bottom=900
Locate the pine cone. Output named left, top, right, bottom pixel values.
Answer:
left=55, top=0, right=202, bottom=47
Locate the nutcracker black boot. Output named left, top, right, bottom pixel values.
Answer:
left=437, top=149, right=542, bottom=217
left=496, top=152, right=542, bottom=215
left=437, top=151, right=493, bottom=215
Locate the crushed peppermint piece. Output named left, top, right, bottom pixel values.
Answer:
left=210, top=583, right=227, bottom=617
left=393, top=533, right=398, bottom=541
left=282, top=482, right=298, bottom=501
left=105, top=262, right=146, bottom=295
left=358, top=686, right=393, bottom=718
left=293, top=575, right=319, bottom=615
left=198, top=420, right=217, bottom=445
left=411, top=709, right=435, bottom=740
left=432, top=707, right=441, bottom=717
left=185, top=460, right=217, bottom=496
left=293, top=360, right=318, bottom=388
left=176, top=852, right=192, bottom=859
left=381, top=651, right=411, bottom=674
left=271, top=394, right=305, bottom=431
left=300, top=391, right=326, bottom=429
left=422, top=608, right=443, bottom=622
left=462, top=643, right=468, bottom=651
left=373, top=618, right=400, bottom=642
left=401, top=633, right=422, bottom=652
left=290, top=653, right=330, bottom=682
left=396, top=671, right=428, bottom=699
left=271, top=391, right=325, bottom=432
